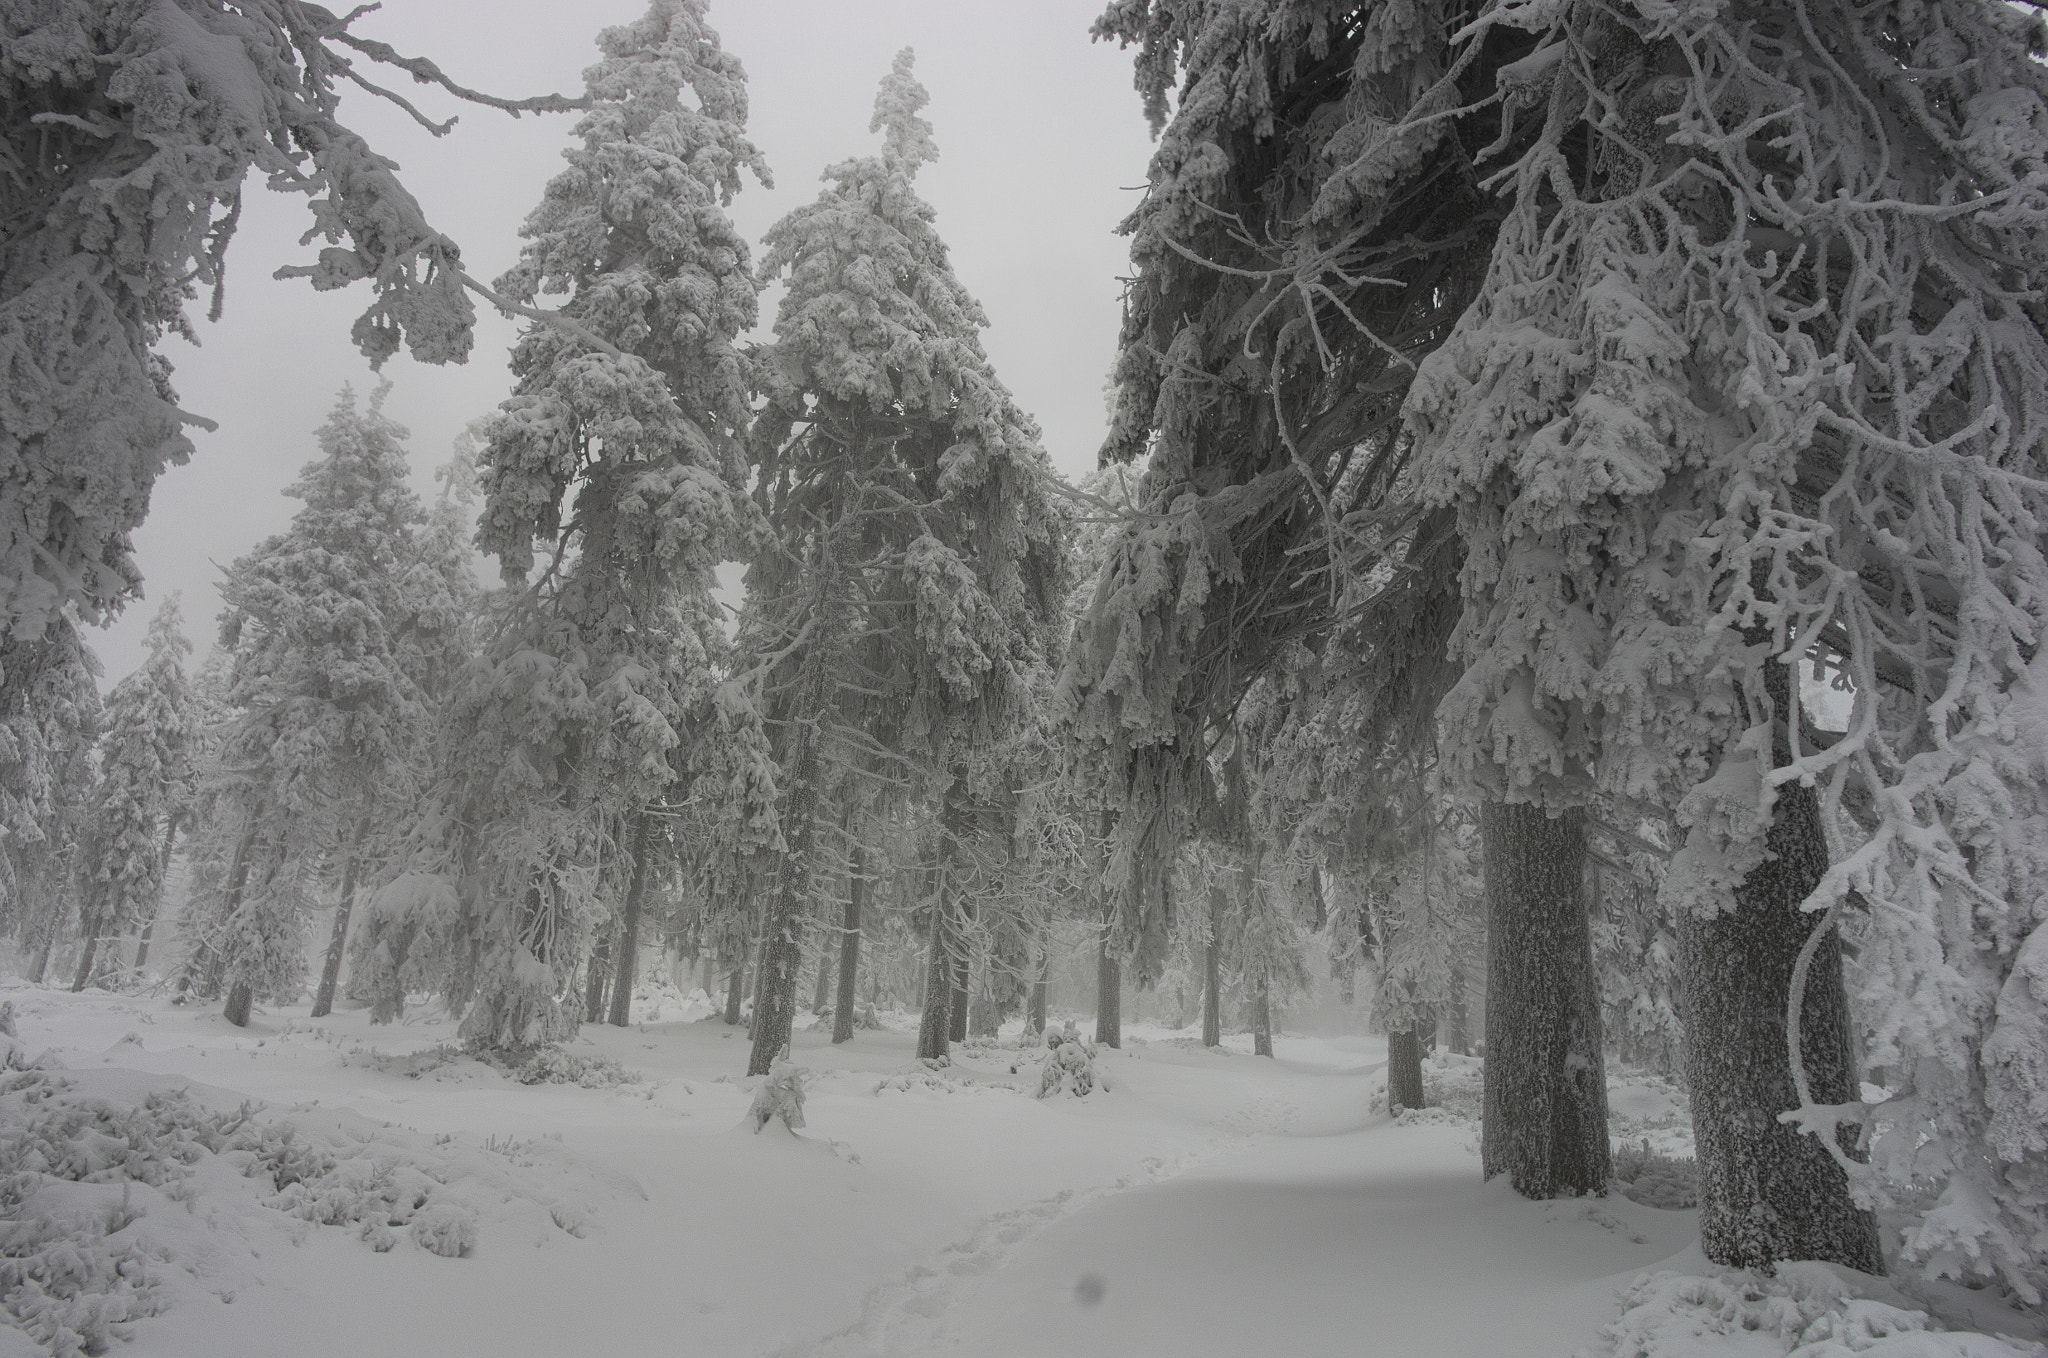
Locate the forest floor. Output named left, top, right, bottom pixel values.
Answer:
left=1, top=981, right=2041, bottom=1358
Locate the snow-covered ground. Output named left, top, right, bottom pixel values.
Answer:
left=2, top=985, right=2041, bottom=1358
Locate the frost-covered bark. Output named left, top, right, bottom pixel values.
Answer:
left=607, top=813, right=654, bottom=1028
left=915, top=899, right=956, bottom=1061
left=1095, top=930, right=1122, bottom=1050
left=0, top=1, right=574, bottom=665
left=1478, top=804, right=1609, bottom=1198
left=1202, top=885, right=1222, bottom=1048
left=309, top=815, right=369, bottom=1018
left=831, top=848, right=863, bottom=1045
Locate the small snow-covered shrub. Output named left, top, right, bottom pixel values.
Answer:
left=1611, top=1140, right=1699, bottom=1210
left=1602, top=1262, right=2037, bottom=1358
left=505, top=1046, right=641, bottom=1089
left=747, top=1062, right=808, bottom=1133
left=1038, top=1029, right=1098, bottom=1098
left=407, top=1202, right=477, bottom=1258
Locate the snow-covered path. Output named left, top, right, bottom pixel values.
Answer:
left=795, top=1047, right=1695, bottom=1358
left=2, top=988, right=1707, bottom=1358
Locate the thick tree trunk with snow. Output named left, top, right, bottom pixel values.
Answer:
left=1095, top=929, right=1121, bottom=1049
left=1679, top=666, right=1882, bottom=1271
left=947, top=942, right=970, bottom=1045
left=1478, top=802, right=1609, bottom=1198
left=1203, top=886, right=1223, bottom=1048
left=224, top=982, right=253, bottom=1027
left=607, top=813, right=653, bottom=1028
left=311, top=817, right=370, bottom=1019
left=1251, top=966, right=1273, bottom=1057
left=27, top=932, right=52, bottom=986
left=69, top=909, right=104, bottom=994
left=1388, top=1026, right=1426, bottom=1112
left=832, top=848, right=863, bottom=1045
left=916, top=902, right=955, bottom=1061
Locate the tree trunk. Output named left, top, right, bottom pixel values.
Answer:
left=1478, top=801, right=1610, bottom=1198
left=584, top=927, right=612, bottom=1024
left=947, top=941, right=970, bottom=1044
left=810, top=937, right=833, bottom=1015
left=1446, top=964, right=1471, bottom=1056
left=218, top=828, right=259, bottom=1025
left=27, top=923, right=53, bottom=985
left=748, top=704, right=825, bottom=1076
left=722, top=946, right=745, bottom=1026
left=916, top=900, right=955, bottom=1061
left=608, top=812, right=653, bottom=1028
left=1027, top=931, right=1048, bottom=1036
left=69, top=910, right=103, bottom=994
left=311, top=816, right=371, bottom=1019
left=1251, top=965, right=1273, bottom=1057
left=1678, top=662, right=1882, bottom=1271
left=832, top=846, right=864, bottom=1044
left=1202, top=885, right=1223, bottom=1048
left=1387, top=1025, right=1426, bottom=1111
left=133, top=819, right=180, bottom=973
left=1095, top=926, right=1121, bottom=1049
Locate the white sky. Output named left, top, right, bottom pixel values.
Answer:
left=95, top=0, right=1156, bottom=683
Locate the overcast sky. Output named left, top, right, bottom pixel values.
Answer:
left=95, top=0, right=1157, bottom=683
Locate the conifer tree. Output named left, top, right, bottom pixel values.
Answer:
left=72, top=594, right=194, bottom=990
left=0, top=618, right=100, bottom=979
left=0, top=1, right=575, bottom=678
left=741, top=50, right=1065, bottom=1075
left=192, top=384, right=461, bottom=1026
left=364, top=0, right=773, bottom=1052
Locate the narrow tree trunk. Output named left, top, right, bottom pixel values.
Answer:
left=722, top=946, right=745, bottom=1026
left=1251, top=965, right=1273, bottom=1057
left=832, top=847, right=864, bottom=1044
left=311, top=816, right=371, bottom=1019
left=584, top=928, right=612, bottom=1024
left=916, top=900, right=955, bottom=1061
left=1478, top=801, right=1610, bottom=1198
left=1202, top=885, right=1223, bottom=1048
left=1027, top=932, right=1048, bottom=1037
left=947, top=941, right=970, bottom=1044
left=810, top=937, right=833, bottom=1014
left=1387, top=1025, right=1426, bottom=1111
left=219, top=828, right=259, bottom=1026
left=1679, top=662, right=1882, bottom=1271
left=608, top=812, right=653, bottom=1028
left=132, top=819, right=180, bottom=973
left=69, top=909, right=102, bottom=994
left=1095, top=927, right=1121, bottom=1049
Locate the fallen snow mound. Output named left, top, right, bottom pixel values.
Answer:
left=1602, top=1260, right=2042, bottom=1358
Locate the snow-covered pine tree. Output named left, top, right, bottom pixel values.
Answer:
left=1396, top=0, right=2048, bottom=1292
left=71, top=594, right=194, bottom=990
left=196, top=383, right=461, bottom=1026
left=0, top=2, right=576, bottom=680
left=742, top=49, right=1066, bottom=1075
left=364, top=0, right=771, bottom=1053
left=0, top=617, right=100, bottom=980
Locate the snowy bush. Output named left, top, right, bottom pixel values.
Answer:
left=407, top=1203, right=478, bottom=1259
left=1602, top=1262, right=2039, bottom=1358
left=1037, top=1030, right=1098, bottom=1099
left=499, top=1046, right=641, bottom=1089
left=747, top=1062, right=808, bottom=1133
left=1611, top=1140, right=1699, bottom=1211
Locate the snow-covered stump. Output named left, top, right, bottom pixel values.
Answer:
left=1478, top=802, right=1610, bottom=1197
left=1678, top=765, right=1881, bottom=1272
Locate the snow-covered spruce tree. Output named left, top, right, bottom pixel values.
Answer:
left=1399, top=0, right=2048, bottom=1290
left=1071, top=1, right=1583, bottom=1135
left=742, top=50, right=1065, bottom=1075
left=0, top=2, right=577, bottom=680
left=0, top=616, right=100, bottom=979
left=71, top=593, right=194, bottom=990
left=196, top=383, right=462, bottom=1026
left=363, top=0, right=770, bottom=1053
